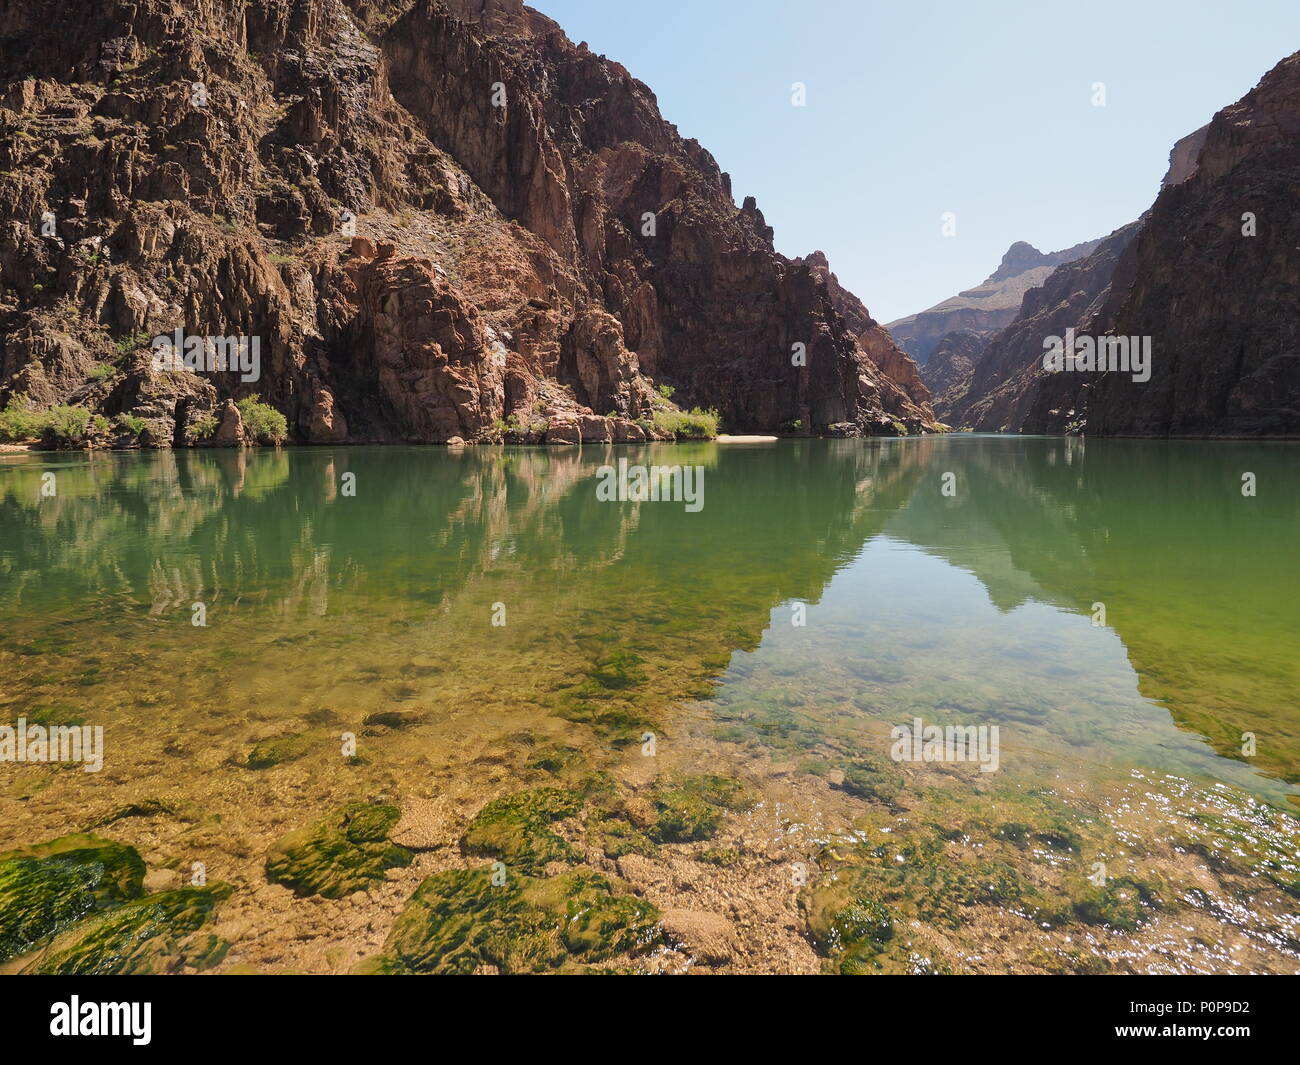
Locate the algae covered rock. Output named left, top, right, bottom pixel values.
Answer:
left=802, top=873, right=896, bottom=974
left=1067, top=875, right=1162, bottom=932
left=27, top=883, right=233, bottom=975
left=246, top=731, right=317, bottom=769
left=0, top=834, right=146, bottom=962
left=375, top=867, right=661, bottom=974
left=836, top=754, right=905, bottom=807
left=266, top=803, right=413, bottom=898
left=802, top=819, right=1039, bottom=972
left=587, top=809, right=657, bottom=859
left=647, top=774, right=750, bottom=843
left=461, top=787, right=583, bottom=874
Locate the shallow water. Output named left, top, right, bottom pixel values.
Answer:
left=1, top=436, right=1297, bottom=973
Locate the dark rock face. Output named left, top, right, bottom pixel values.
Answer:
left=955, top=51, right=1300, bottom=438
left=0, top=0, right=937, bottom=444
left=920, top=330, right=983, bottom=408
left=943, top=223, right=1142, bottom=431
left=1041, top=54, right=1300, bottom=437
left=799, top=250, right=935, bottom=425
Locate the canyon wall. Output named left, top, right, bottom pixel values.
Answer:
left=0, top=0, right=938, bottom=447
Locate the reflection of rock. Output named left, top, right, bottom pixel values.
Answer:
left=886, top=437, right=1300, bottom=786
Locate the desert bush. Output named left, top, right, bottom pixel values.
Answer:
left=237, top=397, right=288, bottom=444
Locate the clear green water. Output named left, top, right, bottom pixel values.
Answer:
left=1, top=436, right=1297, bottom=973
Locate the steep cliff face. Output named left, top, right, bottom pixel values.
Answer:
left=919, top=329, right=982, bottom=405
left=0, top=0, right=937, bottom=448
left=799, top=249, right=934, bottom=423
left=885, top=238, right=1102, bottom=365
left=935, top=52, right=1300, bottom=438
left=1040, top=54, right=1300, bottom=437
left=941, top=223, right=1142, bottom=431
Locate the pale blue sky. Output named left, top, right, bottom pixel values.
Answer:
left=533, top=0, right=1300, bottom=322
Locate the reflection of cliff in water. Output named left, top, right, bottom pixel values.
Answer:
left=885, top=435, right=1300, bottom=785
left=0, top=441, right=931, bottom=739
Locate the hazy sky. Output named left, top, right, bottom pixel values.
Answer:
left=532, top=0, right=1300, bottom=322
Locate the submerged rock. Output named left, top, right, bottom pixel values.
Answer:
left=26, top=884, right=233, bottom=975
left=245, top=731, right=317, bottom=769
left=460, top=787, right=583, bottom=875
left=370, top=867, right=661, bottom=974
left=0, top=834, right=146, bottom=962
left=266, top=804, right=413, bottom=899
left=647, top=775, right=751, bottom=843
left=833, top=753, right=904, bottom=807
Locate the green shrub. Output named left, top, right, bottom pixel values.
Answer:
left=88, top=363, right=117, bottom=382
left=0, top=393, right=42, bottom=442
left=113, top=331, right=153, bottom=359
left=653, top=407, right=719, bottom=440
left=192, top=413, right=218, bottom=440
left=43, top=406, right=94, bottom=446
left=237, top=397, right=288, bottom=445
left=116, top=413, right=146, bottom=436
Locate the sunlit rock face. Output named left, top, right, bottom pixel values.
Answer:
left=0, top=0, right=937, bottom=445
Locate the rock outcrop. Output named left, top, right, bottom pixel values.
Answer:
left=799, top=250, right=935, bottom=426
left=919, top=330, right=983, bottom=406
left=941, top=223, right=1142, bottom=431
left=941, top=50, right=1300, bottom=438
left=885, top=238, right=1102, bottom=366
left=0, top=0, right=939, bottom=446
left=1029, top=54, right=1300, bottom=437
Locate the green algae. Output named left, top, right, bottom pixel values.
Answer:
left=372, top=867, right=661, bottom=974
left=88, top=799, right=185, bottom=828
left=548, top=688, right=654, bottom=747
left=587, top=809, right=657, bottom=859
left=0, top=834, right=146, bottom=962
left=266, top=803, right=413, bottom=899
left=647, top=774, right=751, bottom=843
left=1173, top=810, right=1300, bottom=898
left=696, top=847, right=741, bottom=867
left=0, top=832, right=147, bottom=967
left=1063, top=875, right=1162, bottom=933
left=835, top=752, right=905, bottom=807
left=993, top=819, right=1082, bottom=854
left=26, top=883, right=233, bottom=975
left=461, top=787, right=584, bottom=874
left=245, top=731, right=318, bottom=769
left=588, top=648, right=648, bottom=690
left=524, top=741, right=586, bottom=774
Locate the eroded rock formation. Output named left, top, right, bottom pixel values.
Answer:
left=0, top=0, right=939, bottom=446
